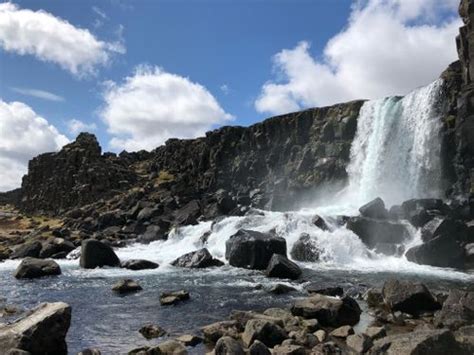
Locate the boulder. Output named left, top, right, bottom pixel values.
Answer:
left=272, top=344, right=305, bottom=355
left=242, top=319, right=288, bottom=347
left=159, top=290, right=189, bottom=306
left=434, top=290, right=474, bottom=329
left=406, top=234, right=466, bottom=268
left=139, top=324, right=166, bottom=339
left=266, top=254, right=301, bottom=280
left=10, top=242, right=42, bottom=259
left=359, top=197, right=388, bottom=219
left=136, top=225, right=167, bottom=244
left=175, top=334, right=202, bottom=347
left=121, top=259, right=159, bottom=270
left=420, top=217, right=468, bottom=243
left=171, top=248, right=223, bottom=268
left=305, top=284, right=343, bottom=297
left=370, top=329, right=465, bottom=355
left=215, top=336, right=245, bottom=355
left=347, top=333, right=373, bottom=353
left=225, top=229, right=286, bottom=270
left=14, top=258, right=61, bottom=279
left=312, top=215, right=330, bottom=231
left=0, top=302, right=71, bottom=354
left=112, top=279, right=142, bottom=294
left=39, top=239, right=75, bottom=259
left=291, top=294, right=361, bottom=327
left=79, top=239, right=120, bottom=269
left=346, top=217, right=409, bottom=248
left=330, top=325, right=354, bottom=338
left=406, top=208, right=433, bottom=228
left=290, top=234, right=320, bottom=262
left=149, top=340, right=187, bottom=354
left=365, top=326, right=387, bottom=340
left=401, top=198, right=447, bottom=217
left=381, top=279, right=440, bottom=315
left=311, top=341, right=342, bottom=354
left=174, top=200, right=201, bottom=226
left=201, top=320, right=240, bottom=343
left=248, top=340, right=271, bottom=355
left=269, top=284, right=297, bottom=295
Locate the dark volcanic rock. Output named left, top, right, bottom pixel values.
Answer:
left=171, top=248, right=224, bottom=268
left=14, top=257, right=61, bottom=279
left=359, top=197, right=388, bottom=219
left=406, top=234, right=466, bottom=268
left=290, top=233, right=320, bottom=262
left=434, top=289, right=474, bottom=329
left=225, top=229, right=286, bottom=270
left=312, top=215, right=330, bottom=231
left=10, top=241, right=42, bottom=259
left=382, top=279, right=440, bottom=315
left=39, top=238, right=75, bottom=259
left=265, top=254, right=301, bottom=280
left=242, top=319, right=288, bottom=347
left=0, top=302, right=71, bottom=355
left=79, top=239, right=120, bottom=269
left=139, top=324, right=166, bottom=339
left=215, top=336, right=245, bottom=355
left=136, top=225, right=167, bottom=244
left=346, top=217, right=410, bottom=248
left=121, top=259, right=159, bottom=270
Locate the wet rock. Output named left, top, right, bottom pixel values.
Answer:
left=80, top=239, right=120, bottom=269
left=0, top=302, right=71, bottom=354
left=434, top=289, right=474, bottom=329
left=225, top=229, right=286, bottom=270
left=290, top=234, right=320, bottom=262
left=330, top=325, right=354, bottom=338
left=136, top=225, right=167, bottom=244
left=266, top=254, right=301, bottom=280
left=312, top=215, right=330, bottom=231
left=39, top=238, right=75, bottom=259
left=242, top=319, right=288, bottom=347
left=346, top=217, right=409, bottom=248
left=78, top=349, right=101, bottom=355
left=359, top=197, right=388, bottom=219
left=121, top=259, right=159, bottom=270
left=160, top=290, right=189, bottom=306
left=382, top=279, right=440, bottom=315
left=10, top=241, right=42, bottom=259
left=175, top=334, right=202, bottom=347
left=215, top=336, right=245, bottom=355
left=230, top=310, right=285, bottom=329
left=365, top=326, right=387, bottom=340
left=347, top=333, right=373, bottom=353
left=401, top=199, right=447, bottom=218
left=171, top=248, right=223, bottom=268
left=420, top=217, right=468, bottom=243
left=249, top=340, right=271, bottom=355
left=269, top=284, right=297, bottom=295
left=370, top=329, right=465, bottom=355
left=139, top=324, right=166, bottom=339
left=272, top=344, right=305, bottom=355
left=291, top=294, right=361, bottom=327
left=112, top=279, right=142, bottom=294
left=14, top=257, right=61, bottom=279
left=305, top=284, right=343, bottom=297
left=149, top=340, right=187, bottom=354
left=136, top=206, right=162, bottom=222
left=311, top=341, right=342, bottom=354
left=201, top=320, right=240, bottom=343
left=174, top=200, right=201, bottom=225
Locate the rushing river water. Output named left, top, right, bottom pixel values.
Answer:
left=1, top=79, right=473, bottom=354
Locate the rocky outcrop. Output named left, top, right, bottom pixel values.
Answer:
left=14, top=258, right=61, bottom=279
left=0, top=302, right=71, bottom=354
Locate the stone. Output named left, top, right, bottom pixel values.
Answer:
left=420, top=217, right=468, bottom=243
left=174, top=200, right=201, bottom=226
left=311, top=341, right=342, bottom=354
left=215, top=336, right=245, bottom=355
left=201, top=320, right=240, bottom=343
left=139, top=324, right=166, bottom=339
left=112, top=279, right=142, bottom=294
left=269, top=284, right=297, bottom=295
left=248, top=340, right=271, bottom=355
left=305, top=284, right=343, bottom=297
left=79, top=239, right=120, bottom=269
left=78, top=349, right=101, bottom=355
left=175, top=334, right=202, bottom=346
left=290, top=234, right=320, bottom=262
left=346, top=217, right=409, bottom=248
left=365, top=326, right=387, bottom=340
left=330, top=325, right=354, bottom=338
left=14, top=258, right=61, bottom=279
left=149, top=340, right=187, bottom=354
left=382, top=279, right=440, bottom=315
left=359, top=197, right=388, bottom=219
left=313, top=330, right=326, bottom=343
left=406, top=234, right=466, bottom=268
left=137, top=225, right=167, bottom=244
left=363, top=288, right=384, bottom=308
left=434, top=289, right=474, bottom=329
left=370, top=329, right=465, bottom=355
left=266, top=254, right=301, bottom=280
left=312, top=215, right=330, bottom=231
left=10, top=242, right=42, bottom=259
left=347, top=333, right=373, bottom=353
left=225, top=229, right=286, bottom=270
left=39, top=238, right=75, bottom=259
left=171, top=248, right=223, bottom=268
left=242, top=319, right=288, bottom=347
left=160, top=290, right=189, bottom=306
left=0, top=302, right=71, bottom=354
left=272, top=344, right=305, bottom=355
left=121, top=259, right=159, bottom=270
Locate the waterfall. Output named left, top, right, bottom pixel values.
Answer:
left=346, top=79, right=444, bottom=206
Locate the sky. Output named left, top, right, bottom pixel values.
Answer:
left=0, top=0, right=462, bottom=191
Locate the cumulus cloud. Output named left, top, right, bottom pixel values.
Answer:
left=100, top=65, right=233, bottom=151
left=255, top=0, right=461, bottom=115
left=67, top=119, right=97, bottom=135
left=0, top=2, right=124, bottom=77
left=0, top=99, right=69, bottom=191
left=11, top=87, right=64, bottom=102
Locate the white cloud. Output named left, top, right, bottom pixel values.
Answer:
left=67, top=119, right=97, bottom=135
left=255, top=0, right=461, bottom=115
left=0, top=99, right=69, bottom=191
left=0, top=2, right=124, bottom=77
left=220, top=84, right=230, bottom=95
left=11, top=87, right=64, bottom=102
left=100, top=65, right=233, bottom=151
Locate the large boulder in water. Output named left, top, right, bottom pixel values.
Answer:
left=358, top=197, right=388, bottom=219
left=291, top=294, right=361, bottom=327
left=381, top=279, right=440, bottom=316
left=434, top=290, right=474, bottom=329
left=39, top=238, right=75, bottom=259
left=171, top=248, right=224, bottom=268
left=406, top=234, right=466, bottom=268
left=225, top=229, right=286, bottom=270
left=346, top=217, right=410, bottom=248
left=265, top=254, right=301, bottom=280
left=0, top=302, right=71, bottom=354
left=420, top=217, right=470, bottom=243
left=14, top=257, right=61, bottom=279
left=121, top=259, right=159, bottom=270
left=290, top=233, right=320, bottom=262
left=79, top=239, right=120, bottom=269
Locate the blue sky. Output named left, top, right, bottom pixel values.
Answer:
left=0, top=0, right=462, bottom=190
